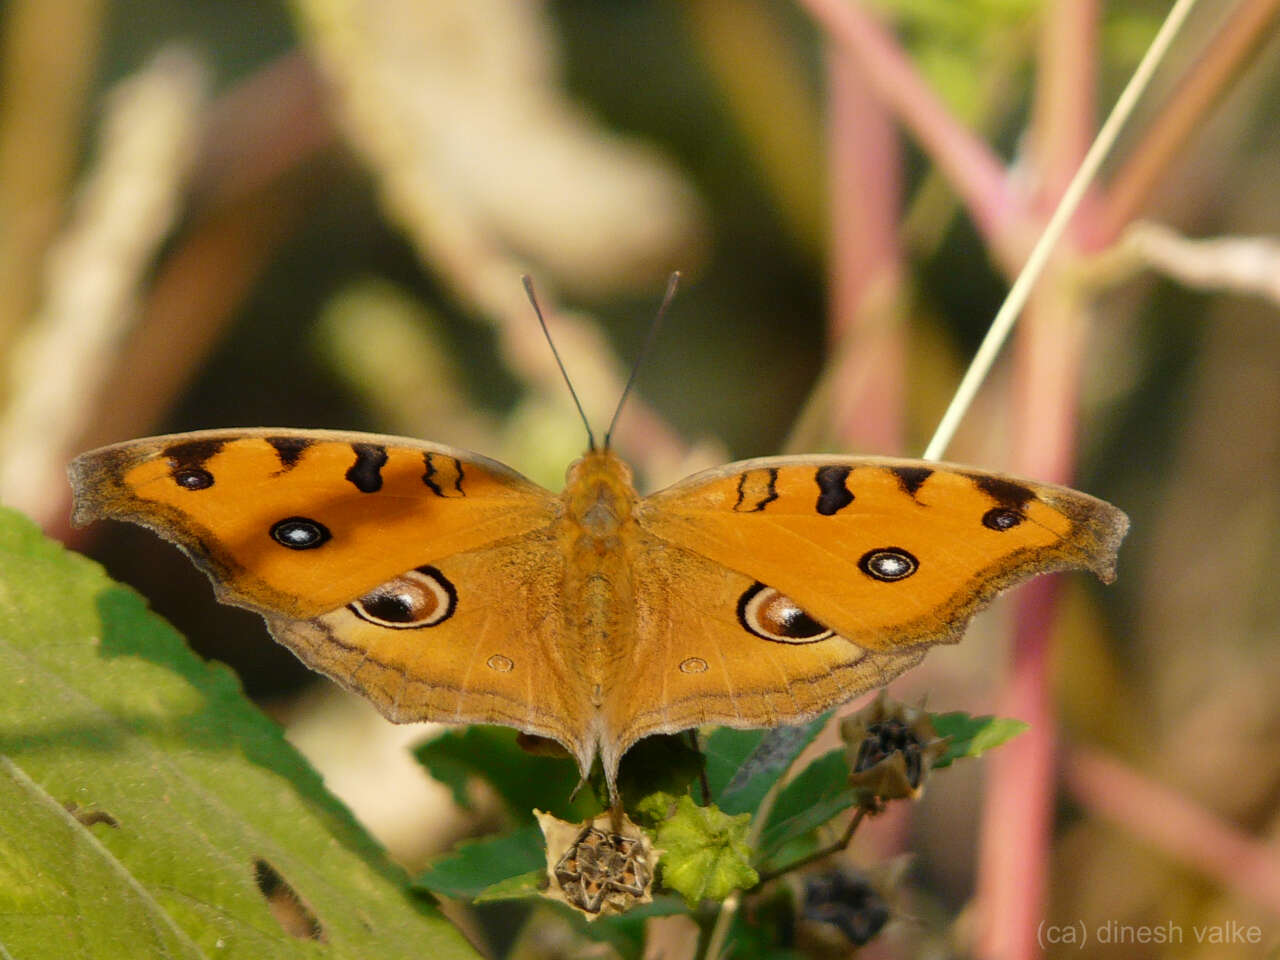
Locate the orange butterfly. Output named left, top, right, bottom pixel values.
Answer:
left=70, top=426, right=1126, bottom=794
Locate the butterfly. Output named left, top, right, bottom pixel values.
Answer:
left=69, top=423, right=1128, bottom=795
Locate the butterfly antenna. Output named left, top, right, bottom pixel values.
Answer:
left=603, top=271, right=681, bottom=450
left=522, top=275, right=597, bottom=450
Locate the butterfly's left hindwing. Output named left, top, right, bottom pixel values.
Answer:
left=262, top=531, right=600, bottom=773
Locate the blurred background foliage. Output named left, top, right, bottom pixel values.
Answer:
left=2, top=0, right=1279, bottom=956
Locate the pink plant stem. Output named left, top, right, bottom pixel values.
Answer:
left=1093, top=0, right=1280, bottom=248
left=975, top=9, right=1093, bottom=957
left=975, top=576, right=1060, bottom=960
left=824, top=38, right=909, bottom=853
left=826, top=43, right=905, bottom=454
left=971, top=1, right=1097, bottom=954
left=1029, top=0, right=1098, bottom=221
left=795, top=0, right=1015, bottom=247
left=972, top=248, right=1090, bottom=960
left=1064, top=746, right=1280, bottom=918
left=827, top=46, right=901, bottom=329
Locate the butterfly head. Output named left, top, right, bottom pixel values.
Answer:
left=564, top=448, right=638, bottom=527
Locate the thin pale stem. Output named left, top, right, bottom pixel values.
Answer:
left=701, top=894, right=738, bottom=960
left=921, top=0, right=1202, bottom=462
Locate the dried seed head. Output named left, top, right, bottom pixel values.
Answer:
left=801, top=869, right=890, bottom=947
left=535, top=809, right=658, bottom=920
left=839, top=692, right=949, bottom=807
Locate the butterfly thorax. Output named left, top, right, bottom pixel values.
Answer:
left=561, top=449, right=639, bottom=544
left=560, top=450, right=641, bottom=707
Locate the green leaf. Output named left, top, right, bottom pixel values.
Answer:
left=414, top=824, right=546, bottom=900
left=615, top=733, right=703, bottom=812
left=655, top=796, right=758, bottom=907
left=758, top=749, right=855, bottom=859
left=0, top=756, right=204, bottom=958
left=413, top=725, right=596, bottom=822
left=473, top=869, right=545, bottom=903
left=0, top=506, right=478, bottom=959
left=703, top=727, right=767, bottom=798
left=930, top=712, right=1029, bottom=768
left=714, top=713, right=831, bottom=815
left=632, top=789, right=682, bottom=826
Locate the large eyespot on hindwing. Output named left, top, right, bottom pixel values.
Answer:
left=857, top=547, right=918, bottom=582
left=737, top=583, right=835, bottom=644
left=270, top=517, right=331, bottom=550
left=348, top=566, right=456, bottom=629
